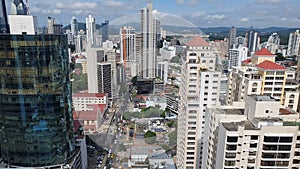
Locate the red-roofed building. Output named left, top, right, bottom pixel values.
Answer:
left=73, top=109, right=100, bottom=134
left=73, top=93, right=108, bottom=112
left=185, top=35, right=217, bottom=71
left=186, top=35, right=209, bottom=47
left=251, top=48, right=276, bottom=65
left=256, top=60, right=286, bottom=70
left=241, top=59, right=251, bottom=66
left=227, top=58, right=299, bottom=111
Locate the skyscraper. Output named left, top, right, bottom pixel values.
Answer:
left=0, top=24, right=74, bottom=168
left=70, top=16, right=78, bottom=45
left=0, top=0, right=9, bottom=33
left=246, top=30, right=260, bottom=55
left=0, top=2, right=74, bottom=167
left=177, top=36, right=220, bottom=169
left=228, top=45, right=248, bottom=69
left=120, top=26, right=137, bottom=77
left=287, top=30, right=300, bottom=56
left=101, top=20, right=109, bottom=43
left=10, top=0, right=27, bottom=15
left=140, top=2, right=157, bottom=79
left=97, top=63, right=112, bottom=99
left=228, top=26, right=236, bottom=48
left=86, top=15, right=96, bottom=45
left=71, top=16, right=78, bottom=36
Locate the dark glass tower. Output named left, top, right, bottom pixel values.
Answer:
left=0, top=34, right=74, bottom=167
left=0, top=0, right=9, bottom=33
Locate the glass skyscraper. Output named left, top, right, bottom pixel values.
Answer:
left=0, top=34, right=74, bottom=167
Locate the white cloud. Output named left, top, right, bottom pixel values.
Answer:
left=192, top=11, right=205, bottom=18
left=104, top=0, right=124, bottom=7
left=53, top=9, right=61, bottom=15
left=56, top=2, right=98, bottom=10
left=255, top=0, right=281, bottom=4
left=240, top=17, right=249, bottom=22
left=176, top=0, right=198, bottom=5
left=205, top=14, right=226, bottom=20
left=31, top=6, right=61, bottom=15
left=280, top=17, right=287, bottom=21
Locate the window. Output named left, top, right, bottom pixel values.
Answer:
left=209, top=60, right=214, bottom=63
left=250, top=143, right=257, bottom=148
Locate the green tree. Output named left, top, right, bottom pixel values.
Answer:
left=144, top=131, right=157, bottom=144
left=275, top=53, right=285, bottom=61
left=131, top=76, right=138, bottom=85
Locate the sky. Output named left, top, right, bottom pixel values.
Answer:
left=14, top=0, right=300, bottom=28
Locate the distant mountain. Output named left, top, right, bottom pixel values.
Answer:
left=63, top=23, right=299, bottom=45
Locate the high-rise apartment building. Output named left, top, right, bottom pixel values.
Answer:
left=101, top=20, right=109, bottom=43
left=287, top=30, right=300, bottom=56
left=86, top=41, right=116, bottom=100
left=10, top=0, right=27, bottom=15
left=246, top=30, right=260, bottom=55
left=71, top=16, right=78, bottom=36
left=263, top=33, right=280, bottom=54
left=97, top=63, right=112, bottom=99
left=0, top=18, right=74, bottom=169
left=70, top=16, right=78, bottom=45
left=177, top=36, right=220, bottom=169
left=47, top=16, right=55, bottom=34
left=228, top=45, right=248, bottom=69
left=140, top=2, right=158, bottom=79
left=120, top=26, right=137, bottom=77
left=86, top=15, right=96, bottom=45
left=227, top=48, right=299, bottom=111
left=120, top=26, right=136, bottom=63
left=203, top=95, right=300, bottom=169
left=228, top=26, right=237, bottom=48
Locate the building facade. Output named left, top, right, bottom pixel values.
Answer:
left=203, top=95, right=300, bottom=169
left=228, top=45, right=248, bottom=69
left=140, top=2, right=158, bottom=79
left=287, top=30, right=300, bottom=56
left=177, top=36, right=220, bottom=169
left=227, top=48, right=299, bottom=111
left=0, top=34, right=74, bottom=167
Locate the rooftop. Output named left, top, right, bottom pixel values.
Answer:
left=256, top=60, right=286, bottom=70
left=252, top=95, right=277, bottom=102
left=186, top=35, right=209, bottom=47
left=73, top=93, right=106, bottom=98
left=254, top=48, right=274, bottom=56
left=222, top=121, right=257, bottom=131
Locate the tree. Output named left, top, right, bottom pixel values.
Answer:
left=131, top=76, right=138, bottom=85
left=275, top=53, right=285, bottom=61
left=144, top=131, right=157, bottom=144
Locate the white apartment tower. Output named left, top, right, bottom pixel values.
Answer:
left=177, top=36, right=221, bottom=169
left=71, top=16, right=78, bottom=36
left=86, top=15, right=96, bottom=45
left=203, top=95, right=300, bottom=169
left=228, top=45, right=248, bottom=69
left=140, top=2, right=157, bottom=79
left=287, top=30, right=300, bottom=56
left=228, top=26, right=237, bottom=48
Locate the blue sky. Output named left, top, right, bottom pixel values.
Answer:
left=16, top=0, right=300, bottom=28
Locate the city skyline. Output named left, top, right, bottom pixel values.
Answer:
left=13, top=0, right=300, bottom=28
